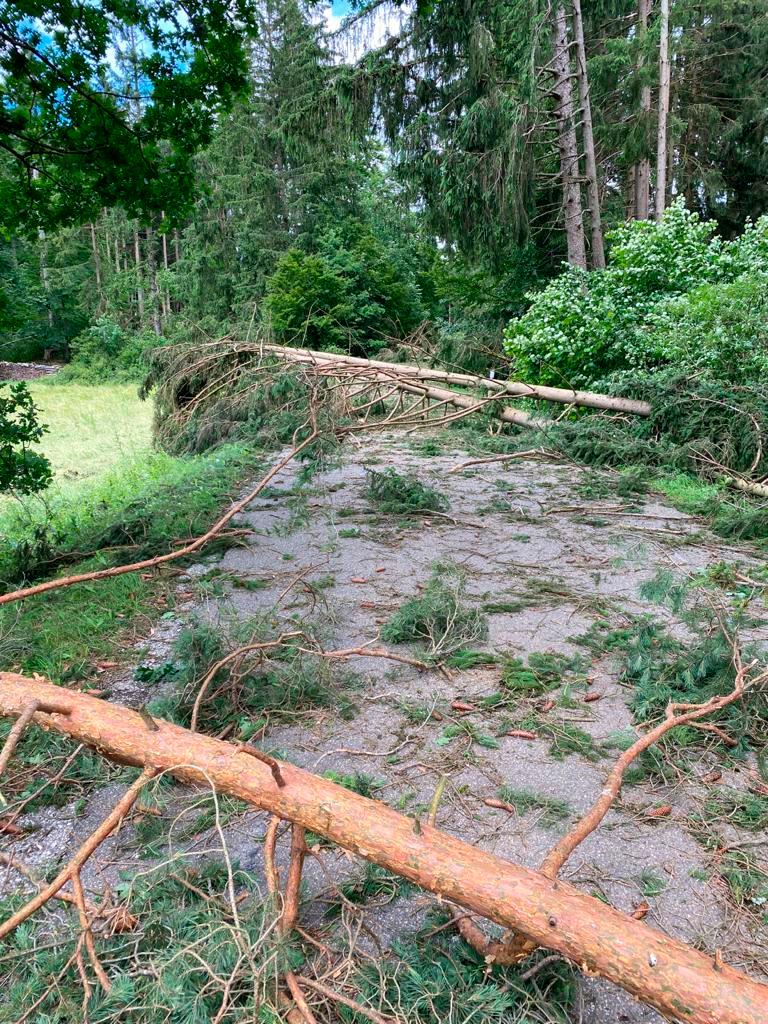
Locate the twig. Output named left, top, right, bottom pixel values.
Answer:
left=0, top=768, right=156, bottom=940
left=0, top=700, right=40, bottom=778
left=237, top=744, right=286, bottom=787
left=293, top=975, right=399, bottom=1024
left=190, top=633, right=300, bottom=731
left=72, top=869, right=111, bottom=992
left=448, top=448, right=562, bottom=473
left=282, top=825, right=306, bottom=932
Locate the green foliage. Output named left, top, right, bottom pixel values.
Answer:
left=265, top=230, right=425, bottom=355
left=644, top=275, right=768, bottom=382
left=504, top=204, right=768, bottom=385
left=365, top=468, right=449, bottom=516
left=540, top=720, right=606, bottom=762
left=638, top=870, right=667, bottom=899
left=150, top=617, right=358, bottom=735
left=353, top=919, right=576, bottom=1024
left=0, top=862, right=286, bottom=1023
left=0, top=382, right=51, bottom=494
left=146, top=342, right=339, bottom=457
left=0, top=443, right=251, bottom=588
left=436, top=720, right=500, bottom=751
left=499, top=651, right=575, bottom=696
left=327, top=863, right=408, bottom=917
left=0, top=723, right=125, bottom=812
left=57, top=319, right=159, bottom=383
left=381, top=563, right=488, bottom=657
left=705, top=789, right=768, bottom=832
left=0, top=2, right=256, bottom=233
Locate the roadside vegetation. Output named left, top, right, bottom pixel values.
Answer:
left=1, top=2, right=767, bottom=1022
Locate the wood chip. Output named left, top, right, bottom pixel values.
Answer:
left=540, top=700, right=555, bottom=713
left=506, top=729, right=538, bottom=740
left=632, top=901, right=650, bottom=920
left=583, top=691, right=603, bottom=703
left=702, top=770, right=722, bottom=784
left=350, top=577, right=369, bottom=584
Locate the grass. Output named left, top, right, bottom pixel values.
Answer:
left=19, top=379, right=153, bottom=498
left=0, top=377, right=261, bottom=684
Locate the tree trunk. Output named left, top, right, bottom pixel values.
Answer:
left=1, top=675, right=765, bottom=1024
left=634, top=0, right=652, bottom=219
left=145, top=227, right=162, bottom=337
left=571, top=0, right=605, bottom=268
left=550, top=2, right=587, bottom=268
left=263, top=344, right=652, bottom=416
left=160, top=213, right=171, bottom=318
left=133, top=228, right=145, bottom=324
left=655, top=0, right=670, bottom=220
left=37, top=230, right=54, bottom=333
left=89, top=221, right=103, bottom=308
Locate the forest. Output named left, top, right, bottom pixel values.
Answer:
left=0, top=2, right=767, bottom=1023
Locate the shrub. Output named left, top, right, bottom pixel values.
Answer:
left=264, top=229, right=425, bottom=355
left=0, top=382, right=51, bottom=494
left=59, top=318, right=159, bottom=382
left=644, top=275, right=768, bottom=383
left=504, top=203, right=768, bottom=385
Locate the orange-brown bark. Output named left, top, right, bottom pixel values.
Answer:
left=1, top=673, right=766, bottom=1024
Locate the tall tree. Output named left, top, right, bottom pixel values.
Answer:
left=572, top=0, right=605, bottom=267
left=549, top=2, right=588, bottom=268
left=655, top=0, right=670, bottom=219
left=633, top=0, right=652, bottom=219
left=173, top=0, right=368, bottom=322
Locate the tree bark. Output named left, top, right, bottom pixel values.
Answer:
left=571, top=0, right=605, bottom=268
left=145, top=226, right=162, bottom=337
left=550, top=2, right=587, bottom=268
left=133, top=228, right=145, bottom=324
left=88, top=221, right=103, bottom=308
left=634, top=0, right=652, bottom=219
left=655, top=0, right=670, bottom=220
left=1, top=675, right=766, bottom=1024
left=263, top=344, right=652, bottom=415
left=160, top=212, right=171, bottom=318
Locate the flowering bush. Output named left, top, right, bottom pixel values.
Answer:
left=504, top=202, right=768, bottom=385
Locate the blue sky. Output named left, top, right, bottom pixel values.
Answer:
left=331, top=2, right=352, bottom=13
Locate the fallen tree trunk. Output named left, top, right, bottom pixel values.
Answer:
left=1, top=674, right=766, bottom=1024
left=263, top=343, right=652, bottom=417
